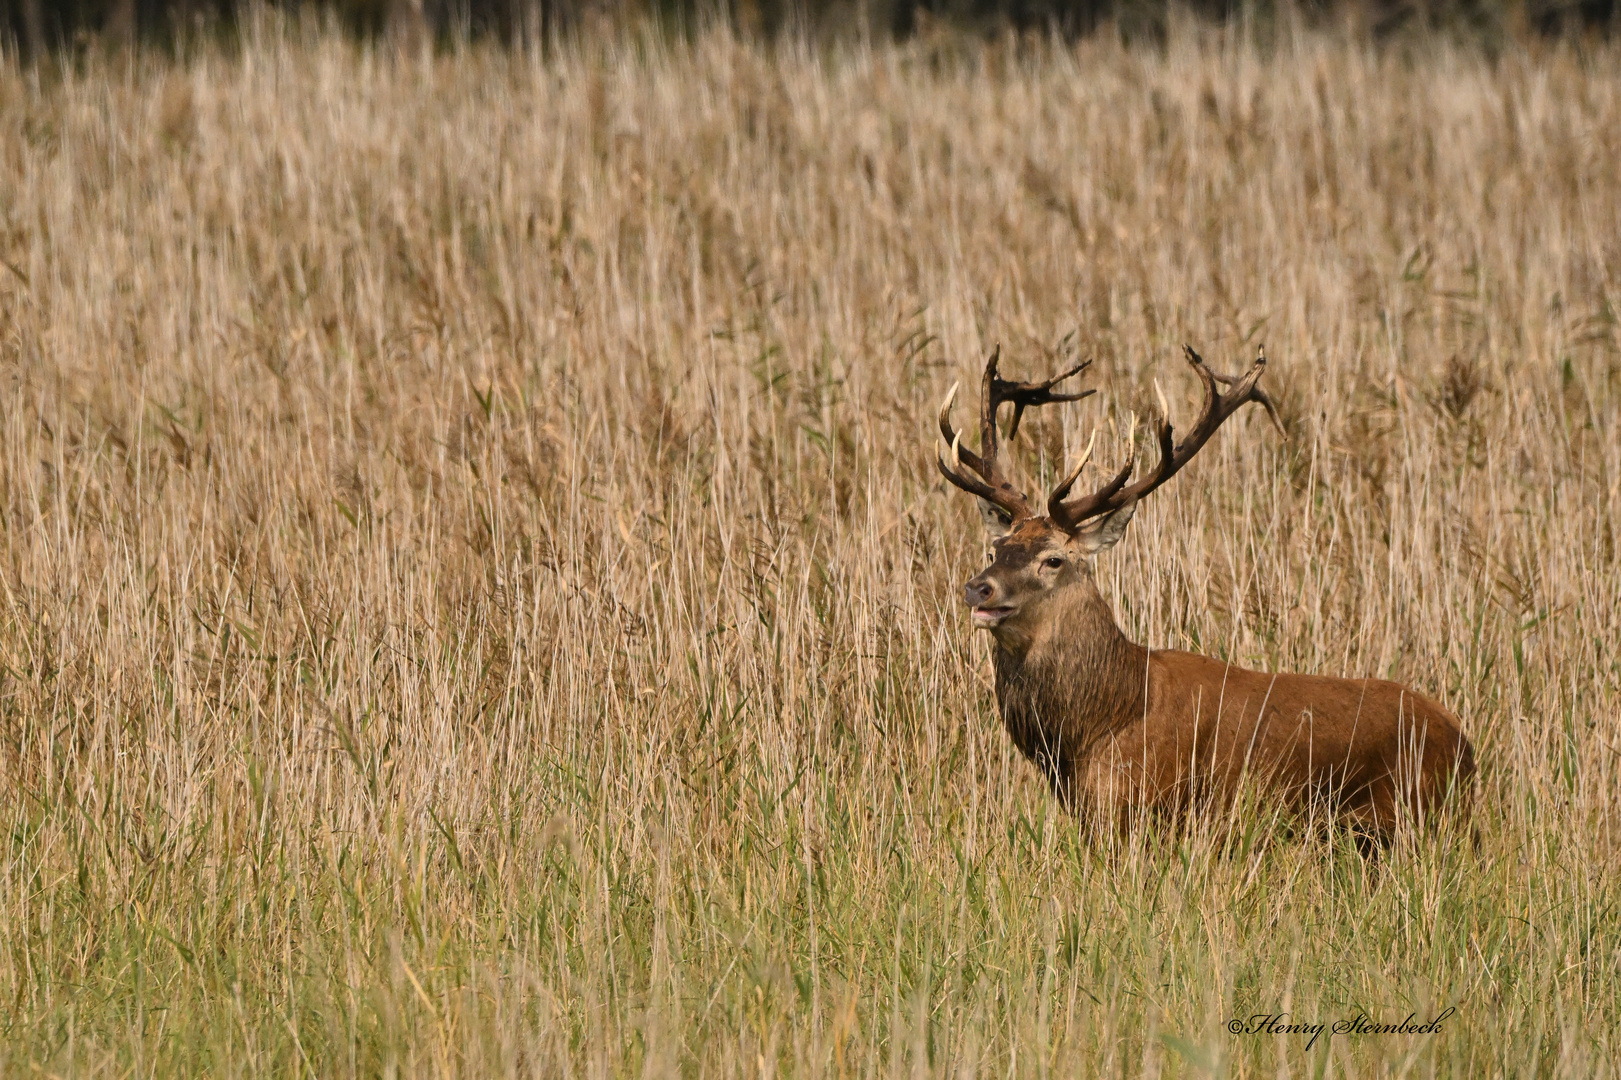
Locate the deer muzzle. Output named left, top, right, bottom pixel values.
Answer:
left=964, top=576, right=1014, bottom=629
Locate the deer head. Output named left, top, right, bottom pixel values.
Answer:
left=937, top=343, right=1284, bottom=634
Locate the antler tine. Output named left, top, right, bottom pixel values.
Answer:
left=937, top=381, right=988, bottom=479
left=936, top=432, right=1006, bottom=509
left=1049, top=416, right=1137, bottom=531
left=1209, top=345, right=1287, bottom=436
left=1049, top=344, right=1282, bottom=531
left=1045, top=428, right=1098, bottom=519
left=937, top=381, right=959, bottom=439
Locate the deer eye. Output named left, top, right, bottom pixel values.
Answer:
left=1043, top=556, right=1064, bottom=569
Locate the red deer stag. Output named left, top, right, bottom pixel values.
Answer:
left=936, top=345, right=1474, bottom=846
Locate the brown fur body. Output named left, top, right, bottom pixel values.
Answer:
left=975, top=522, right=1475, bottom=839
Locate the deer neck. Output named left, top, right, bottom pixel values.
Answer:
left=989, top=581, right=1147, bottom=733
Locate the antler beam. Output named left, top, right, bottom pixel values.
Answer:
left=936, top=344, right=1094, bottom=524
left=1049, top=345, right=1284, bottom=532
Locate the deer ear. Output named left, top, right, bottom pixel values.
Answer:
left=1073, top=498, right=1136, bottom=554
left=977, top=500, right=1014, bottom=538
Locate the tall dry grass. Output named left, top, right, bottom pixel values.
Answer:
left=1, top=16, right=1618, bottom=1077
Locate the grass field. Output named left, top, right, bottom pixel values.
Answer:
left=2, top=16, right=1619, bottom=1077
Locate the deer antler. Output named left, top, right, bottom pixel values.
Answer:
left=1049, top=344, right=1285, bottom=532
left=936, top=344, right=1094, bottom=523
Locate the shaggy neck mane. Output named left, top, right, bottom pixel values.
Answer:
left=990, top=580, right=1148, bottom=769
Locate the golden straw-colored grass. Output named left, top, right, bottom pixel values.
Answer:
left=1, top=17, right=1618, bottom=1076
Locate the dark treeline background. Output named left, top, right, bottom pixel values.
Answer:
left=3, top=0, right=1618, bottom=56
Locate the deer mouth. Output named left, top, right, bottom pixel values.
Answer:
left=971, top=606, right=1015, bottom=628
